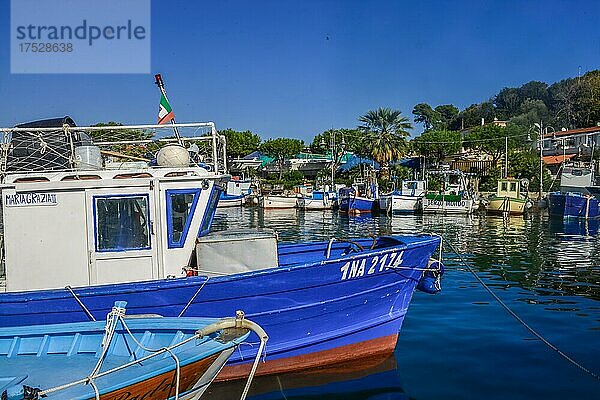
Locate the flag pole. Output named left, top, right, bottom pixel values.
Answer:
left=154, top=74, right=183, bottom=145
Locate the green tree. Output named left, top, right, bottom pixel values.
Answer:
left=509, top=99, right=550, bottom=128
left=219, top=129, right=261, bottom=159
left=260, top=138, right=304, bottom=179
left=494, top=87, right=523, bottom=119
left=464, top=124, right=512, bottom=164
left=508, top=150, right=552, bottom=192
left=91, top=121, right=155, bottom=159
left=548, top=77, right=580, bottom=129
left=450, top=101, right=495, bottom=130
left=358, top=107, right=412, bottom=180
left=412, top=103, right=438, bottom=131
left=434, top=104, right=459, bottom=129
left=310, top=128, right=363, bottom=155
left=411, top=129, right=462, bottom=166
left=578, top=70, right=600, bottom=127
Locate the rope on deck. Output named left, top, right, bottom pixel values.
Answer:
left=443, top=237, right=600, bottom=382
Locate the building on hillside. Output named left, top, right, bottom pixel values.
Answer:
left=542, top=126, right=600, bottom=168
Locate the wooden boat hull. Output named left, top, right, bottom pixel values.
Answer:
left=0, top=236, right=441, bottom=382
left=0, top=317, right=247, bottom=399
left=100, top=352, right=223, bottom=400
left=487, top=196, right=529, bottom=215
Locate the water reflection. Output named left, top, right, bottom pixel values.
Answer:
left=206, top=354, right=408, bottom=400
left=212, top=208, right=600, bottom=301
left=209, top=208, right=599, bottom=399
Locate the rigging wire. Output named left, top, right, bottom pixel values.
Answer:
left=443, top=237, right=600, bottom=382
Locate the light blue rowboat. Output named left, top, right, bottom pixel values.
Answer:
left=0, top=302, right=265, bottom=400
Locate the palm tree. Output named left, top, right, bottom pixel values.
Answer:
left=358, top=107, right=412, bottom=180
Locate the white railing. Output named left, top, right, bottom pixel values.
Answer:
left=0, top=122, right=227, bottom=176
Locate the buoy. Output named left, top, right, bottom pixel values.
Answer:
left=156, top=144, right=190, bottom=167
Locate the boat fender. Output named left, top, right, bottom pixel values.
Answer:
left=417, top=259, right=444, bottom=294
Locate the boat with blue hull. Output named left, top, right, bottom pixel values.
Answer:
left=0, top=301, right=261, bottom=400
left=0, top=235, right=441, bottom=381
left=218, top=192, right=245, bottom=207
left=0, top=120, right=443, bottom=381
left=549, top=192, right=600, bottom=219
left=548, top=163, right=600, bottom=219
left=339, top=188, right=376, bottom=214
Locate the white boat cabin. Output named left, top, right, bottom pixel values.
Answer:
left=399, top=180, right=426, bottom=197
left=496, top=178, right=523, bottom=198
left=0, top=119, right=235, bottom=292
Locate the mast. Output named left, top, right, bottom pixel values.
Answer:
left=154, top=74, right=183, bottom=145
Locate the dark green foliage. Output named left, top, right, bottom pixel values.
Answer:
left=434, top=104, right=459, bottom=129
left=260, top=137, right=304, bottom=179
left=91, top=121, right=156, bottom=158
left=358, top=107, right=411, bottom=179
left=219, top=128, right=261, bottom=159
left=479, top=167, right=502, bottom=192
left=411, top=129, right=462, bottom=165
left=412, top=103, right=438, bottom=131
left=445, top=70, right=600, bottom=132
left=281, top=170, right=305, bottom=190
left=508, top=150, right=552, bottom=192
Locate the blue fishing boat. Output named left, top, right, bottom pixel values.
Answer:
left=0, top=235, right=441, bottom=381
left=549, top=188, right=600, bottom=219
left=548, top=163, right=600, bottom=219
left=0, top=120, right=443, bottom=381
left=298, top=190, right=336, bottom=210
left=339, top=187, right=376, bottom=213
left=218, top=179, right=253, bottom=207
left=218, top=192, right=246, bottom=207
left=0, top=301, right=264, bottom=400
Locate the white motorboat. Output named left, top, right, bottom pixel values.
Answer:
left=261, top=194, right=300, bottom=208
left=379, top=180, right=426, bottom=213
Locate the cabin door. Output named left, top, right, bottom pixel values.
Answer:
left=86, top=188, right=159, bottom=285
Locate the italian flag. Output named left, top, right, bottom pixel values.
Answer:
left=158, top=93, right=175, bottom=124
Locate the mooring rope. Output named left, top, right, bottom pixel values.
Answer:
left=443, top=237, right=600, bottom=382
left=65, top=285, right=96, bottom=321
left=178, top=276, right=210, bottom=317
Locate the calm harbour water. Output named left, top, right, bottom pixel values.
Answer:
left=207, top=207, right=600, bottom=400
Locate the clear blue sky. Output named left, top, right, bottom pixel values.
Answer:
left=1, top=0, right=598, bottom=140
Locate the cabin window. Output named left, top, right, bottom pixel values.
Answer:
left=198, top=185, right=221, bottom=238
left=510, top=182, right=517, bottom=192
left=94, top=195, right=151, bottom=252
left=501, top=182, right=508, bottom=191
left=166, top=189, right=201, bottom=248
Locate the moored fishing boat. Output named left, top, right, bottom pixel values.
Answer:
left=378, top=180, right=426, bottom=214
left=218, top=179, right=252, bottom=208
left=0, top=119, right=444, bottom=381
left=0, top=301, right=263, bottom=400
left=218, top=193, right=245, bottom=207
left=298, top=190, right=336, bottom=210
left=548, top=162, right=600, bottom=219
left=486, top=178, right=532, bottom=215
left=549, top=192, right=600, bottom=219
left=260, top=194, right=300, bottom=208
left=421, top=170, right=477, bottom=214
left=338, top=187, right=377, bottom=214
